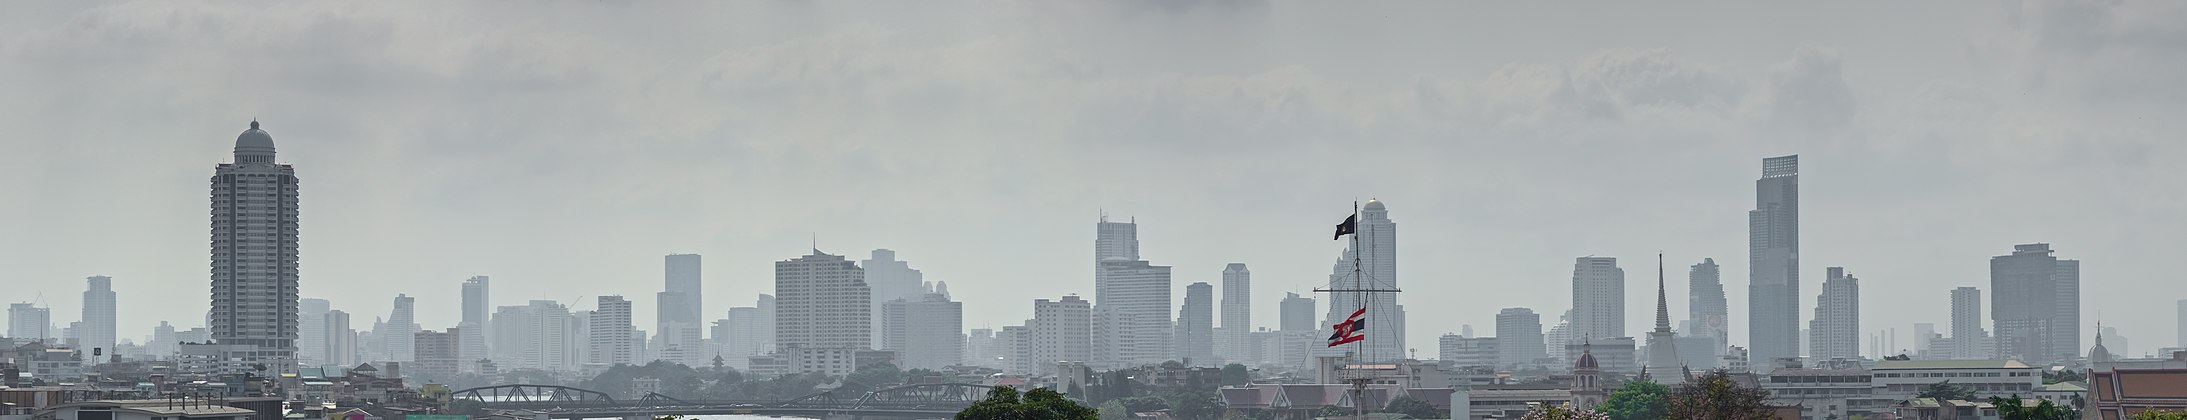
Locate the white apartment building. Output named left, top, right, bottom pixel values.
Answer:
left=1808, top=267, right=1860, bottom=360
left=1032, top=296, right=1092, bottom=375
left=775, top=250, right=871, bottom=374
left=1871, top=359, right=2042, bottom=400
left=1571, top=257, right=1626, bottom=347
left=589, top=296, right=634, bottom=366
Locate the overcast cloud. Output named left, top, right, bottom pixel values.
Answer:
left=4, top=1, right=2185, bottom=356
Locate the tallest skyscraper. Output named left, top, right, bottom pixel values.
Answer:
left=1325, top=199, right=1403, bottom=362
left=1748, top=155, right=1799, bottom=372
left=207, top=120, right=302, bottom=373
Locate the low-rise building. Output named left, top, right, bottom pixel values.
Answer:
left=1870, top=360, right=2041, bottom=401
left=1759, top=367, right=1887, bottom=420
left=33, top=400, right=255, bottom=420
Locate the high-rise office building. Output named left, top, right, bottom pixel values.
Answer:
left=1031, top=296, right=1092, bottom=375
left=715, top=306, right=768, bottom=370
left=1178, top=282, right=1216, bottom=366
left=1950, top=287, right=1992, bottom=360
left=1808, top=267, right=1860, bottom=360
left=1091, top=215, right=1144, bottom=369
left=1749, top=155, right=1800, bottom=372
left=1572, top=257, right=1626, bottom=345
left=1497, top=308, right=1545, bottom=368
left=1687, top=258, right=1727, bottom=357
left=461, top=275, right=490, bottom=357
left=776, top=250, right=871, bottom=374
left=590, top=296, right=635, bottom=366
left=1095, top=216, right=1140, bottom=264
left=299, top=298, right=329, bottom=366
left=1218, top=264, right=1251, bottom=365
left=8, top=303, right=49, bottom=343
left=1990, top=244, right=2081, bottom=365
left=659, top=253, right=702, bottom=343
left=206, top=120, right=302, bottom=373
left=1096, top=259, right=1172, bottom=368
left=1280, top=293, right=1316, bottom=332
left=324, top=310, right=355, bottom=367
left=385, top=294, right=418, bottom=362
left=150, top=322, right=178, bottom=361
left=80, top=276, right=116, bottom=365
left=491, top=300, right=580, bottom=372
left=863, top=249, right=923, bottom=349
left=883, top=292, right=963, bottom=370
left=1324, top=199, right=1404, bottom=362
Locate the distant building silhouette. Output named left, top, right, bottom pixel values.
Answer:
left=1749, top=155, right=1800, bottom=373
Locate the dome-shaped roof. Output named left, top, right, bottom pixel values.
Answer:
left=1575, top=350, right=1600, bottom=370
left=235, top=120, right=275, bottom=155
left=1364, top=199, right=1385, bottom=211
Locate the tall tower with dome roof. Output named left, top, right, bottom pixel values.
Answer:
left=200, top=120, right=302, bottom=374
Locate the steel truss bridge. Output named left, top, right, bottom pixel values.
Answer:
left=453, top=383, right=991, bottom=419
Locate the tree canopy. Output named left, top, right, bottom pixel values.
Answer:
left=1385, top=395, right=1443, bottom=419
left=1220, top=363, right=1250, bottom=387
left=1917, top=380, right=1978, bottom=401
left=1521, top=402, right=1609, bottom=420
left=1599, top=380, right=1670, bottom=420
left=1665, top=370, right=1775, bottom=420
left=1989, top=395, right=2074, bottom=420
left=957, top=386, right=1099, bottom=420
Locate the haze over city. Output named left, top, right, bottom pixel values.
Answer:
left=4, top=3, right=2187, bottom=412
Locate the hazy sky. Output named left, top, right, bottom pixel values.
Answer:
left=5, top=1, right=2185, bottom=357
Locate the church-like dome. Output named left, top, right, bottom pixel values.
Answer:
left=234, top=120, right=277, bottom=163
left=1364, top=199, right=1385, bottom=211
left=1576, top=350, right=1600, bottom=370
left=235, top=120, right=275, bottom=153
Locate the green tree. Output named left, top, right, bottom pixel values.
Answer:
left=2132, top=410, right=2187, bottom=420
left=1169, top=390, right=1225, bottom=420
left=1521, top=402, right=1609, bottom=420
left=2043, top=369, right=2085, bottom=385
left=1384, top=395, right=1443, bottom=419
left=957, top=386, right=1099, bottom=420
left=1098, top=400, right=1132, bottom=420
left=1666, top=370, right=1775, bottom=420
left=1599, top=380, right=1670, bottom=420
left=1220, top=363, right=1250, bottom=387
left=1917, top=380, right=1978, bottom=400
left=842, top=362, right=905, bottom=394
left=1990, top=395, right=2073, bottom=420
left=1120, top=396, right=1172, bottom=413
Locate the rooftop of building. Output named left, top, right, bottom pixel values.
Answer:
left=1873, top=359, right=2033, bottom=370
left=43, top=399, right=258, bottom=417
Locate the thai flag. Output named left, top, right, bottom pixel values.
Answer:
left=1327, top=307, right=1367, bottom=347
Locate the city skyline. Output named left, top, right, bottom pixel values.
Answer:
left=8, top=1, right=2187, bottom=361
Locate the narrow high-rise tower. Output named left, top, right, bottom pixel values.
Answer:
left=460, top=276, right=490, bottom=368
left=386, top=294, right=418, bottom=362
left=1949, top=287, right=1991, bottom=359
left=206, top=120, right=302, bottom=373
left=1687, top=258, right=1727, bottom=357
left=1497, top=308, right=1545, bottom=369
left=1178, top=282, right=1216, bottom=366
left=590, top=296, right=635, bottom=366
left=1642, top=254, right=1685, bottom=385
left=659, top=254, right=703, bottom=361
left=1748, top=155, right=1800, bottom=372
left=1218, top=263, right=1251, bottom=364
left=81, top=276, right=116, bottom=365
left=299, top=298, right=330, bottom=366
left=863, top=249, right=923, bottom=349
left=1808, top=267, right=1860, bottom=360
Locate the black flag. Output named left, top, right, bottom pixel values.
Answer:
left=1334, top=214, right=1356, bottom=240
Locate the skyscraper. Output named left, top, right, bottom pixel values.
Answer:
left=1808, top=267, right=1860, bottom=360
left=1178, top=282, right=1215, bottom=366
left=207, top=120, right=302, bottom=373
left=882, top=292, right=963, bottom=370
left=1571, top=257, right=1626, bottom=345
left=490, top=301, right=578, bottom=372
left=863, top=249, right=923, bottom=349
left=459, top=276, right=490, bottom=370
left=1031, top=296, right=1092, bottom=375
left=1280, top=292, right=1316, bottom=332
left=1324, top=199, right=1403, bottom=362
left=151, top=322, right=178, bottom=361
left=8, top=303, right=49, bottom=342
left=81, top=276, right=116, bottom=365
left=1096, top=259, right=1172, bottom=368
left=1990, top=243, right=2080, bottom=365
left=1497, top=308, right=1545, bottom=368
left=1095, top=215, right=1140, bottom=264
left=589, top=296, right=635, bottom=366
left=1749, top=155, right=1800, bottom=372
left=414, top=328, right=459, bottom=382
left=717, top=306, right=768, bottom=370
left=1950, top=287, right=1992, bottom=360
left=386, top=294, right=418, bottom=362
left=775, top=250, right=871, bottom=375
left=659, top=253, right=702, bottom=341
left=299, top=298, right=329, bottom=366
left=1218, top=263, right=1251, bottom=365
left=1687, top=258, right=1727, bottom=357
left=324, top=310, right=355, bottom=367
